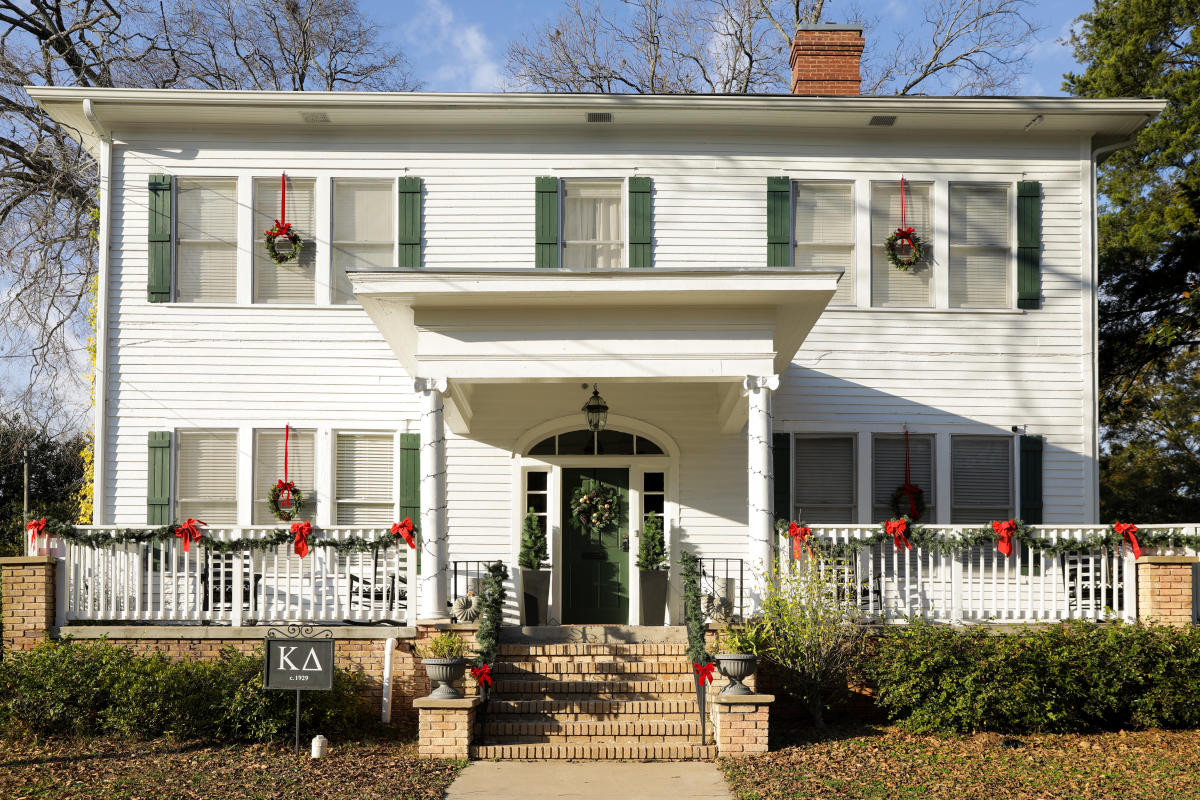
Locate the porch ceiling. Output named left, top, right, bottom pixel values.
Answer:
left=349, top=268, right=839, bottom=383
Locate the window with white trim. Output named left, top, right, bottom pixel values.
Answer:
left=525, top=470, right=549, bottom=541
left=176, top=429, right=237, bottom=524
left=949, top=183, right=1012, bottom=308
left=253, top=176, right=316, bottom=303
left=252, top=428, right=316, bottom=525
left=794, top=182, right=855, bottom=306
left=871, top=181, right=932, bottom=307
left=334, top=432, right=396, bottom=525
left=872, top=434, right=934, bottom=523
left=332, top=179, right=395, bottom=305
left=175, top=177, right=237, bottom=303
left=950, top=436, right=1013, bottom=523
left=793, top=435, right=856, bottom=523
left=563, top=179, right=623, bottom=269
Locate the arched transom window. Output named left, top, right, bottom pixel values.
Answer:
left=528, top=428, right=665, bottom=456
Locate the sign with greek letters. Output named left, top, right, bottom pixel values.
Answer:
left=264, top=638, right=335, bottom=691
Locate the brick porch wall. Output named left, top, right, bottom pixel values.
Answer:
left=1137, top=556, right=1199, bottom=626
left=0, top=557, right=55, bottom=653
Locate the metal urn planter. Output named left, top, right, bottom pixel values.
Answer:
left=714, top=653, right=757, bottom=696
left=423, top=658, right=468, bottom=699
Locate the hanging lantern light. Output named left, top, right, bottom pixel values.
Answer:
left=582, top=383, right=609, bottom=432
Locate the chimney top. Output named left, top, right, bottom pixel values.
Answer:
left=790, top=25, right=865, bottom=96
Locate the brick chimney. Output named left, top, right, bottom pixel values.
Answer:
left=790, top=24, right=865, bottom=96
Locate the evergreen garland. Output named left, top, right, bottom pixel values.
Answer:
left=517, top=508, right=547, bottom=570
left=635, top=511, right=667, bottom=572
left=680, top=551, right=708, bottom=665
left=475, top=560, right=508, bottom=667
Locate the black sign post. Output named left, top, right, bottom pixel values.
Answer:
left=264, top=636, right=335, bottom=753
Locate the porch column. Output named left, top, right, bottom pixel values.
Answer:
left=416, top=378, right=449, bottom=619
left=746, top=374, right=780, bottom=610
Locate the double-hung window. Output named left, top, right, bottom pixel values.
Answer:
left=950, top=436, right=1013, bottom=523
left=793, top=435, right=856, bottom=523
left=871, top=181, right=932, bottom=307
left=872, top=434, right=934, bottom=522
left=794, top=182, right=856, bottom=306
left=563, top=179, right=623, bottom=269
left=176, top=429, right=238, bottom=524
left=949, top=183, right=1012, bottom=308
left=334, top=433, right=396, bottom=525
left=254, top=176, right=316, bottom=303
left=252, top=428, right=316, bottom=525
left=175, top=178, right=237, bottom=303
left=332, top=179, right=395, bottom=304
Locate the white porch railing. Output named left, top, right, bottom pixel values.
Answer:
left=59, top=526, right=417, bottom=626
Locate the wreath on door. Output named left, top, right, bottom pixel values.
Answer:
left=570, top=485, right=619, bottom=535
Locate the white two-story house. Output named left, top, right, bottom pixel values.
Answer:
left=29, top=25, right=1162, bottom=628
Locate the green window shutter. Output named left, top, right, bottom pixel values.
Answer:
left=772, top=433, right=792, bottom=521
left=398, top=177, right=422, bottom=268
left=535, top=176, right=560, bottom=268
left=628, top=176, right=652, bottom=268
left=148, top=174, right=172, bottom=302
left=767, top=176, right=791, bottom=267
left=147, top=431, right=172, bottom=525
left=1019, top=435, right=1043, bottom=524
left=399, top=432, right=421, bottom=567
left=1017, top=181, right=1042, bottom=309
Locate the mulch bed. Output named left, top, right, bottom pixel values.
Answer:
left=0, top=735, right=464, bottom=800
left=720, top=725, right=1200, bottom=800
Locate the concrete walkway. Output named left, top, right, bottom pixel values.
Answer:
left=444, top=761, right=733, bottom=800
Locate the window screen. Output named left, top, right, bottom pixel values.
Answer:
left=176, top=178, right=237, bottom=303
left=950, top=183, right=1011, bottom=308
left=253, top=428, right=315, bottom=525
left=951, top=436, right=1013, bottom=523
left=872, top=434, right=934, bottom=523
left=335, top=433, right=395, bottom=525
left=332, top=179, right=394, bottom=304
left=794, top=182, right=855, bottom=305
left=871, top=181, right=932, bottom=307
left=794, top=435, right=856, bottom=523
left=253, top=176, right=316, bottom=303
left=176, top=429, right=238, bottom=525
left=563, top=179, right=623, bottom=269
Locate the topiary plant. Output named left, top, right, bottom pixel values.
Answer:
left=636, top=511, right=667, bottom=572
left=517, top=508, right=547, bottom=570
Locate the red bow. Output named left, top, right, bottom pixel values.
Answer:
left=693, top=661, right=715, bottom=686
left=291, top=520, right=312, bottom=558
left=275, top=479, right=295, bottom=508
left=885, top=519, right=912, bottom=551
left=788, top=521, right=814, bottom=560
left=895, top=226, right=916, bottom=238
left=265, top=220, right=292, bottom=237
left=26, top=517, right=46, bottom=545
left=176, top=518, right=205, bottom=552
left=470, top=664, right=492, bottom=687
left=391, top=517, right=416, bottom=549
left=993, top=519, right=1017, bottom=558
left=1114, top=522, right=1142, bottom=559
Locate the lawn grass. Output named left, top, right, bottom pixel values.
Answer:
left=719, top=724, right=1200, bottom=800
left=0, top=733, right=464, bottom=800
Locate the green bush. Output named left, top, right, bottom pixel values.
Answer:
left=0, top=639, right=368, bottom=741
left=863, top=620, right=1200, bottom=734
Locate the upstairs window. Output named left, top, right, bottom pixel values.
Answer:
left=950, top=183, right=1011, bottom=308
left=252, top=428, right=316, bottom=525
left=872, top=434, right=934, bottom=523
left=332, top=179, right=395, bottom=305
left=871, top=181, right=932, bottom=308
left=175, top=178, right=237, bottom=303
left=563, top=179, right=623, bottom=269
left=176, top=429, right=238, bottom=525
left=794, top=182, right=855, bottom=306
left=254, top=176, right=316, bottom=304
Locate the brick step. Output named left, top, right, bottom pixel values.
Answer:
left=469, top=742, right=716, bottom=761
left=497, top=643, right=688, bottom=658
left=492, top=678, right=695, bottom=697
left=494, top=660, right=691, bottom=677
left=487, top=698, right=700, bottom=717
left=483, top=719, right=702, bottom=741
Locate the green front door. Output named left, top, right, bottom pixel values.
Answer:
left=562, top=468, right=630, bottom=624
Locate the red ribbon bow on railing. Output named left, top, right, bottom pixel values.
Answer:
left=391, top=517, right=416, bottom=549
left=470, top=664, right=493, bottom=687
left=1114, top=521, right=1142, bottom=559
left=291, top=520, right=312, bottom=559
left=176, top=518, right=205, bottom=552
left=693, top=661, right=715, bottom=686
left=993, top=519, right=1017, bottom=558
left=787, top=521, right=814, bottom=560
left=885, top=518, right=912, bottom=551
left=26, top=517, right=46, bottom=548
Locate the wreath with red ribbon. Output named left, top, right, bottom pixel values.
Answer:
left=264, top=173, right=303, bottom=265
left=268, top=424, right=304, bottom=521
left=884, top=178, right=924, bottom=271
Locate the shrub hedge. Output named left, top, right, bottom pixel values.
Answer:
left=0, top=639, right=369, bottom=741
left=863, top=620, right=1200, bottom=734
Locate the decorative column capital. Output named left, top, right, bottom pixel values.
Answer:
left=743, top=374, right=780, bottom=394
left=414, top=377, right=448, bottom=394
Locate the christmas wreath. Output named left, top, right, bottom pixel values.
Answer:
left=570, top=485, right=618, bottom=534
left=890, top=484, right=925, bottom=521
left=884, top=227, right=924, bottom=271
left=264, top=222, right=303, bottom=264
left=268, top=481, right=305, bottom=522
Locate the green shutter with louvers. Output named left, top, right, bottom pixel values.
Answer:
left=629, top=176, right=652, bottom=268
left=772, top=432, right=792, bottom=522
left=535, top=176, right=560, bottom=268
left=767, top=176, right=791, bottom=267
left=1019, top=434, right=1043, bottom=524
left=1017, top=181, right=1042, bottom=309
left=147, top=431, right=172, bottom=525
left=399, top=432, right=421, bottom=567
left=398, top=177, right=422, bottom=268
left=148, top=174, right=172, bottom=302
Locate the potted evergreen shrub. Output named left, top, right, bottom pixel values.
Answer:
left=636, top=511, right=668, bottom=625
left=518, top=508, right=550, bottom=626
left=420, top=631, right=468, bottom=699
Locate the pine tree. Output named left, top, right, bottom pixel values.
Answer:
left=636, top=511, right=667, bottom=571
left=680, top=551, right=708, bottom=665
left=517, top=507, right=547, bottom=570
left=475, top=560, right=508, bottom=666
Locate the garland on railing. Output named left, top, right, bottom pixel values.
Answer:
left=30, top=516, right=420, bottom=555
left=775, top=518, right=1200, bottom=559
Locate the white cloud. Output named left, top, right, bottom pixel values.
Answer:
left=405, top=0, right=504, bottom=92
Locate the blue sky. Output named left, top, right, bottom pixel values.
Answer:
left=365, top=0, right=1097, bottom=95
